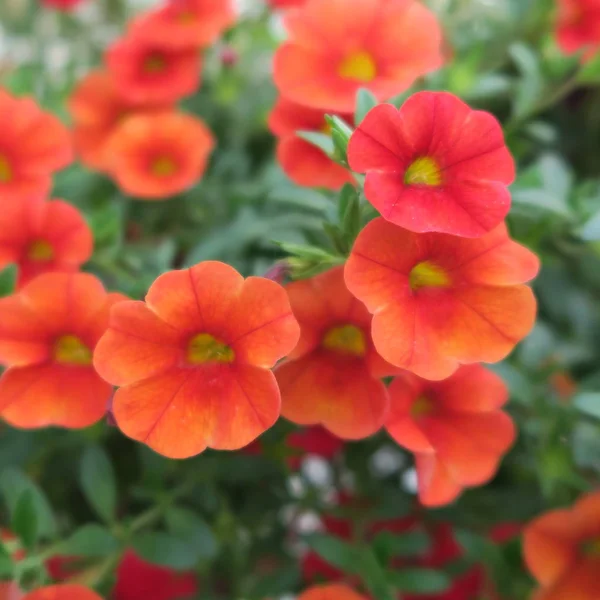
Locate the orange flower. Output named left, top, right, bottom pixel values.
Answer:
left=273, top=0, right=443, bottom=112
left=0, top=273, right=125, bottom=429
left=0, top=90, right=72, bottom=200
left=103, top=111, right=215, bottom=199
left=524, top=491, right=600, bottom=600
left=276, top=266, right=399, bottom=439
left=268, top=97, right=354, bottom=190
left=347, top=93, right=515, bottom=237
left=93, top=261, right=300, bottom=459
left=556, top=0, right=600, bottom=56
left=68, top=70, right=172, bottom=171
left=22, top=585, right=101, bottom=600
left=345, top=219, right=539, bottom=380
left=386, top=365, right=515, bottom=506
left=106, top=36, right=200, bottom=104
left=0, top=196, right=93, bottom=287
left=129, top=0, right=236, bottom=50
left=299, top=584, right=368, bottom=600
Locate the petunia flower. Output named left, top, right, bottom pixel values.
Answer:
left=524, top=490, right=600, bottom=600
left=555, top=0, right=600, bottom=56
left=345, top=219, right=539, bottom=380
left=21, top=585, right=101, bottom=600
left=93, top=261, right=300, bottom=459
left=0, top=196, right=93, bottom=287
left=268, top=97, right=354, bottom=190
left=103, top=111, right=215, bottom=199
left=347, top=92, right=515, bottom=237
left=273, top=0, right=443, bottom=112
left=0, top=273, right=126, bottom=429
left=276, top=266, right=399, bottom=439
left=385, top=365, right=515, bottom=506
left=0, top=90, right=73, bottom=200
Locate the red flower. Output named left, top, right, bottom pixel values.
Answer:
left=106, top=36, right=200, bottom=104
left=276, top=266, right=399, bottom=440
left=21, top=585, right=100, bottom=600
left=113, top=550, right=198, bottom=600
left=93, top=261, right=300, bottom=459
left=556, top=0, right=600, bottom=55
left=268, top=97, right=354, bottom=190
left=524, top=491, right=600, bottom=600
left=345, top=219, right=539, bottom=380
left=299, top=584, right=367, bottom=600
left=273, top=0, right=443, bottom=112
left=385, top=365, right=515, bottom=506
left=129, top=0, right=236, bottom=50
left=0, top=273, right=125, bottom=429
left=347, top=93, right=514, bottom=237
left=268, top=0, right=307, bottom=8
left=68, top=70, right=172, bottom=171
left=104, top=111, right=215, bottom=199
left=0, top=90, right=73, bottom=200
left=0, top=196, right=93, bottom=287
left=41, top=0, right=84, bottom=10
left=286, top=425, right=344, bottom=469
left=0, top=582, right=22, bottom=600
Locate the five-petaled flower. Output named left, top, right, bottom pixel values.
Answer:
left=22, top=585, right=101, bottom=600
left=276, top=266, right=399, bottom=439
left=345, top=219, right=539, bottom=380
left=268, top=97, right=354, bottom=190
left=104, top=111, right=215, bottom=199
left=0, top=196, right=93, bottom=287
left=555, top=0, right=600, bottom=56
left=348, top=92, right=515, bottom=238
left=524, top=490, right=600, bottom=600
left=273, top=0, right=443, bottom=112
left=0, top=90, right=73, bottom=200
left=0, top=273, right=125, bottom=429
left=93, top=261, right=300, bottom=459
left=386, top=365, right=515, bottom=506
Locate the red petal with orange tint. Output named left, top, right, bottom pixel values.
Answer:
left=414, top=453, right=462, bottom=507
left=23, top=585, right=101, bottom=600
left=298, top=583, right=368, bottom=600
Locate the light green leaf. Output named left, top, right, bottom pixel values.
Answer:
left=79, top=446, right=117, bottom=523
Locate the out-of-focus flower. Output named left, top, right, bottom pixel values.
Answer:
left=385, top=365, right=515, bottom=506
left=103, top=111, right=214, bottom=199
left=0, top=273, right=125, bottom=429
left=106, top=37, right=200, bottom=104
left=550, top=371, right=577, bottom=401
left=298, top=583, right=367, bottom=600
left=21, top=585, right=101, bottom=600
left=94, top=261, right=300, bottom=459
left=555, top=0, right=600, bottom=56
left=524, top=490, right=600, bottom=599
left=268, top=0, right=308, bottom=8
left=286, top=425, right=344, bottom=469
left=129, top=0, right=236, bottom=50
left=0, top=90, right=73, bottom=200
left=40, top=0, right=84, bottom=11
left=268, top=97, right=354, bottom=190
left=277, top=266, right=399, bottom=439
left=345, top=219, right=540, bottom=380
left=0, top=196, right=93, bottom=287
left=347, top=92, right=515, bottom=237
left=273, top=0, right=443, bottom=112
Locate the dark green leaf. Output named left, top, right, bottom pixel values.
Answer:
left=11, top=490, right=38, bottom=549
left=355, top=88, right=378, bottom=124
left=388, top=568, right=451, bottom=594
left=165, top=507, right=219, bottom=561
left=79, top=446, right=117, bottom=523
left=372, top=530, right=430, bottom=563
left=248, top=564, right=300, bottom=599
left=358, top=548, right=396, bottom=600
left=305, top=534, right=359, bottom=573
left=132, top=532, right=198, bottom=570
left=0, top=264, right=17, bottom=298
left=61, top=524, right=119, bottom=557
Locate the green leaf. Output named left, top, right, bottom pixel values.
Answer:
left=79, top=446, right=117, bottom=523
left=0, top=541, right=13, bottom=578
left=355, top=88, right=378, bottom=124
left=577, top=51, right=600, bottom=83
left=132, top=532, right=198, bottom=570
left=339, top=185, right=361, bottom=244
left=0, top=264, right=17, bottom=298
left=372, top=530, right=430, bottom=563
left=580, top=211, right=600, bottom=241
left=358, top=548, right=396, bottom=600
left=305, top=534, right=359, bottom=573
left=574, top=392, right=600, bottom=419
left=165, top=507, right=219, bottom=561
left=296, top=130, right=334, bottom=156
left=325, top=115, right=354, bottom=164
left=11, top=490, right=38, bottom=550
left=0, top=468, right=55, bottom=538
left=61, top=524, right=119, bottom=558
left=388, top=568, right=451, bottom=594
left=248, top=565, right=300, bottom=599
left=509, top=43, right=543, bottom=118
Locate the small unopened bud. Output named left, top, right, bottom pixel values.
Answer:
left=220, top=46, right=239, bottom=68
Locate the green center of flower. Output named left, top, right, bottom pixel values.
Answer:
left=151, top=156, right=177, bottom=177
left=338, top=51, right=377, bottom=82
left=322, top=324, right=366, bottom=357
left=0, top=155, right=13, bottom=183
left=409, top=261, right=451, bottom=291
left=187, top=333, right=235, bottom=364
left=582, top=538, right=600, bottom=557
left=143, top=54, right=167, bottom=73
left=411, top=396, right=435, bottom=418
left=27, top=240, right=54, bottom=261
left=404, top=157, right=442, bottom=187
left=176, top=10, right=196, bottom=24
left=54, top=335, right=92, bottom=365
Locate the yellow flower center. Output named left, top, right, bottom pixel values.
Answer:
left=322, top=324, right=366, bottom=357
left=151, top=156, right=177, bottom=177
left=143, top=54, right=167, bottom=73
left=404, top=157, right=442, bottom=187
left=338, top=50, right=377, bottom=82
left=27, top=240, right=54, bottom=261
left=187, top=333, right=235, bottom=364
left=583, top=538, right=600, bottom=557
left=409, top=261, right=451, bottom=291
left=411, top=396, right=435, bottom=418
left=54, top=335, right=92, bottom=365
left=0, top=155, right=13, bottom=183
left=176, top=10, right=196, bottom=24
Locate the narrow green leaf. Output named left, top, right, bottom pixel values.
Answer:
left=355, top=88, right=378, bottom=124
left=580, top=211, right=600, bottom=241
left=388, top=568, right=451, bottom=594
left=358, top=548, right=396, bottom=600
left=132, top=532, right=198, bottom=570
left=296, top=130, right=334, bottom=156
left=372, top=530, right=430, bottom=563
left=79, top=446, right=117, bottom=523
left=325, top=115, right=354, bottom=164
left=11, top=490, right=38, bottom=549
left=61, top=524, right=119, bottom=558
left=305, top=534, right=359, bottom=573
left=0, top=264, right=17, bottom=298
left=166, top=507, right=218, bottom=561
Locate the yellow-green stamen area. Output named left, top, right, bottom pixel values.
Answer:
left=322, top=324, right=366, bottom=357
left=187, top=333, right=235, bottom=365
left=404, top=157, right=442, bottom=187
left=409, top=261, right=451, bottom=291
left=338, top=51, right=377, bottom=82
left=151, top=156, right=177, bottom=177
left=54, top=335, right=92, bottom=365
left=411, top=395, right=435, bottom=418
left=0, top=155, right=13, bottom=183
left=27, top=240, right=54, bottom=261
